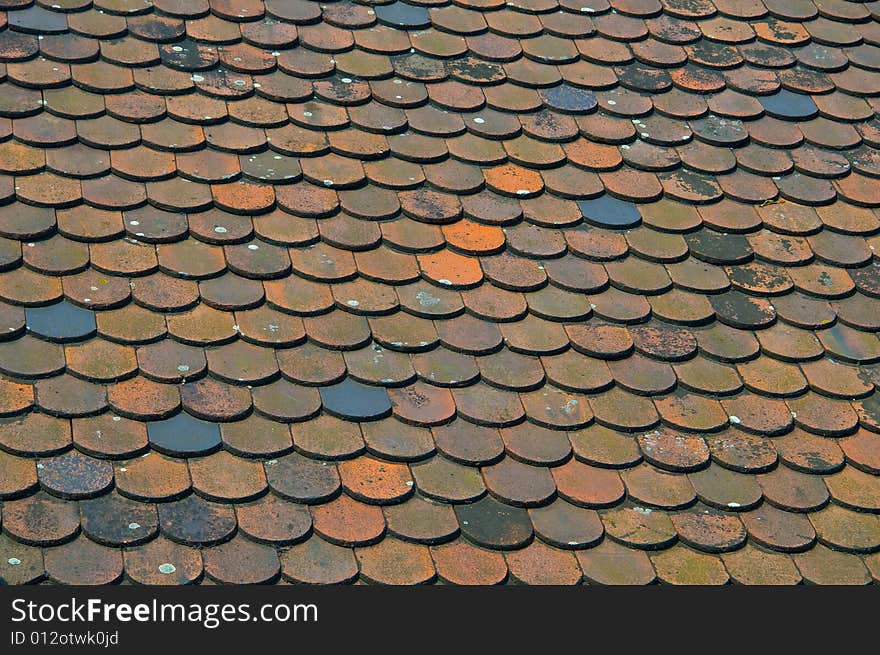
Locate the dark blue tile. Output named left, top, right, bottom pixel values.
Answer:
left=8, top=6, right=69, bottom=34
left=578, top=195, right=642, bottom=229
left=374, top=2, right=431, bottom=29
left=319, top=377, right=392, bottom=421
left=147, top=412, right=222, bottom=457
left=25, top=301, right=96, bottom=342
left=758, top=89, right=818, bottom=121
left=539, top=85, right=598, bottom=114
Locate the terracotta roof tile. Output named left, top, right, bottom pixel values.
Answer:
left=1, top=0, right=878, bottom=585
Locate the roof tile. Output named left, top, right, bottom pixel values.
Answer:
left=2, top=0, right=878, bottom=585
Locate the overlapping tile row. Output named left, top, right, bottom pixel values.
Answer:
left=0, top=0, right=878, bottom=585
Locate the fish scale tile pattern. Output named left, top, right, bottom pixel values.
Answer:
left=0, top=0, right=878, bottom=586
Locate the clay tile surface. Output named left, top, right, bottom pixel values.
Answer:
left=0, top=0, right=878, bottom=586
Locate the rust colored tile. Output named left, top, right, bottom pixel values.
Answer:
left=73, top=414, right=148, bottom=460
left=78, top=114, right=141, bottom=151
left=520, top=386, right=593, bottom=430
left=356, top=537, right=436, bottom=585
left=590, top=387, right=660, bottom=431
left=481, top=252, right=547, bottom=292
left=291, top=414, right=364, bottom=459
left=205, top=340, right=279, bottom=385
left=839, top=429, right=880, bottom=475
left=204, top=535, right=280, bottom=584
left=312, top=494, right=385, bottom=546
left=80, top=491, right=157, bottom=547
left=166, top=304, right=237, bottom=346
left=189, top=450, right=267, bottom=503
left=568, top=424, right=641, bottom=469
left=130, top=274, right=197, bottom=312
left=530, top=498, right=603, bottom=551
left=277, top=342, right=346, bottom=387
left=37, top=449, right=113, bottom=500
left=343, top=343, right=414, bottom=386
left=588, top=287, right=652, bottom=324
left=80, top=174, right=147, bottom=211
left=451, top=383, right=525, bottom=427
left=505, top=540, right=582, bottom=585
left=61, top=270, right=130, bottom=311
left=721, top=544, right=801, bottom=585
left=566, top=323, right=633, bottom=359
left=417, top=250, right=483, bottom=289
left=107, top=376, right=180, bottom=421
left=552, top=459, right=624, bottom=508
left=0, top=140, right=44, bottom=175
left=319, top=213, right=382, bottom=251
left=23, top=236, right=88, bottom=277
left=279, top=535, right=358, bottom=584
left=90, top=239, right=158, bottom=277
left=338, top=456, right=414, bottom=505
left=219, top=415, right=291, bottom=459
left=411, top=454, right=485, bottom=504
left=705, top=430, right=778, bottom=474
left=105, top=89, right=166, bottom=122
left=431, top=421, right=502, bottom=467
left=637, top=428, right=710, bottom=473
left=2, top=491, right=79, bottom=546
left=15, top=172, right=81, bottom=207
left=1, top=0, right=878, bottom=586
left=124, top=536, right=203, bottom=585
left=360, top=419, right=434, bottom=463
left=482, top=457, right=555, bottom=508
left=115, top=452, right=190, bottom=502
left=45, top=536, right=123, bottom=585
left=499, top=422, right=571, bottom=467
left=652, top=287, right=719, bottom=324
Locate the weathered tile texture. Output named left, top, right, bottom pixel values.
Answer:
left=0, top=0, right=878, bottom=585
